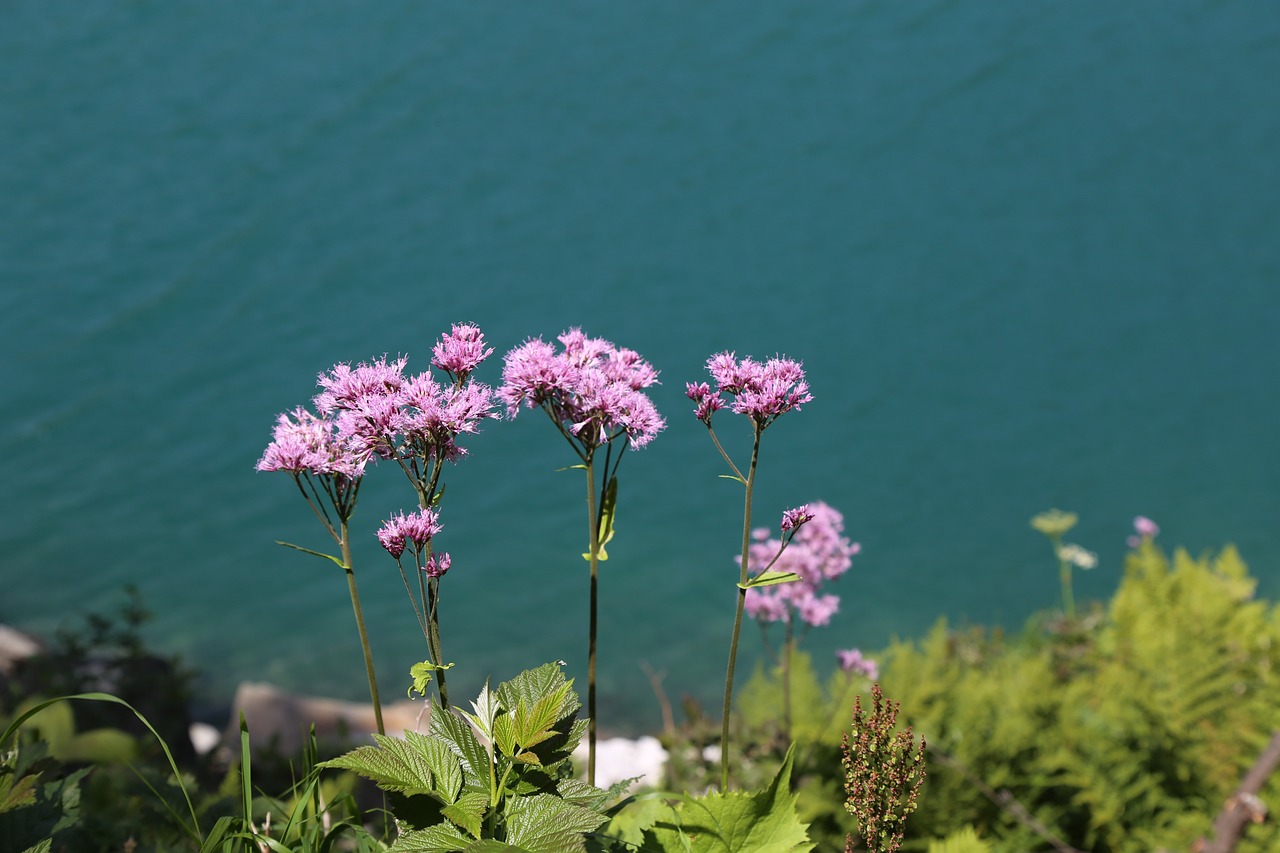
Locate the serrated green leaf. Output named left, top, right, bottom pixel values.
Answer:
left=441, top=791, right=489, bottom=840
left=642, top=747, right=812, bottom=852
left=432, top=706, right=492, bottom=785
left=321, top=732, right=463, bottom=802
left=465, top=682, right=500, bottom=741
left=275, top=540, right=347, bottom=568
left=0, top=770, right=40, bottom=813
left=406, top=730, right=465, bottom=802
left=505, top=793, right=608, bottom=852
left=514, top=684, right=574, bottom=750
left=493, top=713, right=517, bottom=759
left=391, top=821, right=473, bottom=852
left=738, top=571, right=801, bottom=591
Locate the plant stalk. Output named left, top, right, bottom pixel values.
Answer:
left=340, top=521, right=385, bottom=736
left=720, top=427, right=761, bottom=790
left=585, top=454, right=600, bottom=786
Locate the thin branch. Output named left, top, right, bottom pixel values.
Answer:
left=1201, top=730, right=1280, bottom=853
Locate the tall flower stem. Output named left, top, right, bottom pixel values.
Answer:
left=782, top=620, right=795, bottom=744
left=427, top=575, right=450, bottom=709
left=340, top=520, right=385, bottom=736
left=584, top=452, right=600, bottom=786
left=721, top=427, right=761, bottom=791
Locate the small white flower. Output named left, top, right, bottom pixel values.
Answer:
left=1058, top=543, right=1098, bottom=570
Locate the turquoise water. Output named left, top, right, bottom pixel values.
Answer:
left=3, top=1, right=1277, bottom=733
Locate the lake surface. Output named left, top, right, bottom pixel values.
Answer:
left=3, top=1, right=1277, bottom=733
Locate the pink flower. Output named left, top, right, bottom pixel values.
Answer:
left=781, top=505, right=814, bottom=533
left=377, top=508, right=443, bottom=557
left=1134, top=516, right=1160, bottom=538
left=423, top=552, right=451, bottom=579
left=257, top=407, right=366, bottom=479
left=836, top=648, right=879, bottom=680
left=696, top=351, right=812, bottom=427
left=499, top=329, right=665, bottom=451
left=740, top=500, right=859, bottom=628
left=432, top=323, right=494, bottom=379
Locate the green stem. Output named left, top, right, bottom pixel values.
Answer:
left=782, top=621, right=794, bottom=744
left=428, top=576, right=450, bottom=709
left=340, top=521, right=385, bottom=736
left=721, top=426, right=761, bottom=791
left=585, top=452, right=600, bottom=786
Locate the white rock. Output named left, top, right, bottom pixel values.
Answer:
left=575, top=735, right=669, bottom=791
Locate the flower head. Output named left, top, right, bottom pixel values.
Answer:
left=1031, top=508, right=1078, bottom=538
left=836, top=648, right=880, bottom=680
left=1134, top=516, right=1160, bottom=538
left=1058, top=543, right=1098, bottom=570
left=256, top=407, right=366, bottom=479
left=742, top=500, right=859, bottom=627
left=377, top=508, right=443, bottom=557
left=423, top=552, right=451, bottom=579
left=499, top=329, right=665, bottom=451
left=697, top=352, right=812, bottom=427
left=781, top=505, right=814, bottom=533
left=432, top=323, right=494, bottom=379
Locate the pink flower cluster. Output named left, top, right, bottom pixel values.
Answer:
left=256, top=407, right=366, bottom=479
left=743, top=501, right=860, bottom=628
left=305, top=326, right=498, bottom=468
left=1126, top=515, right=1160, bottom=549
left=377, top=508, right=451, bottom=578
left=836, top=648, right=879, bottom=680
left=687, top=352, right=813, bottom=427
left=498, top=328, right=665, bottom=450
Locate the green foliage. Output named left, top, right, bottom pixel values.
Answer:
left=925, top=826, right=991, bottom=853
left=639, top=747, right=813, bottom=852
left=881, top=541, right=1280, bottom=852
left=323, top=663, right=624, bottom=852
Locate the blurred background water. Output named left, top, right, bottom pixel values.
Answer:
left=3, top=0, right=1277, bottom=733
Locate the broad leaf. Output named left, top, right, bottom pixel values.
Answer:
left=643, top=747, right=812, bottom=852
left=431, top=705, right=492, bottom=785
left=441, top=791, right=490, bottom=840
left=321, top=732, right=463, bottom=802
left=392, top=821, right=473, bottom=852
left=505, top=793, right=609, bottom=852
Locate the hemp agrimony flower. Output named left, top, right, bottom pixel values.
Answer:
left=689, top=349, right=813, bottom=790
left=836, top=648, right=879, bottom=681
left=499, top=328, right=664, bottom=785
left=258, top=405, right=384, bottom=733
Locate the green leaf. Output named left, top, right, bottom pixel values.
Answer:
left=464, top=682, right=500, bottom=742
left=274, top=540, right=347, bottom=568
left=391, top=821, right=473, bottom=851
left=581, top=476, right=618, bottom=562
left=643, top=746, right=812, bottom=852
left=411, top=661, right=457, bottom=698
left=505, top=793, right=608, bottom=852
left=320, top=732, right=463, bottom=802
left=431, top=705, right=492, bottom=785
left=441, top=790, right=489, bottom=840
left=738, top=571, right=801, bottom=591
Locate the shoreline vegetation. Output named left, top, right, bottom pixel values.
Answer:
left=5, top=531, right=1280, bottom=851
